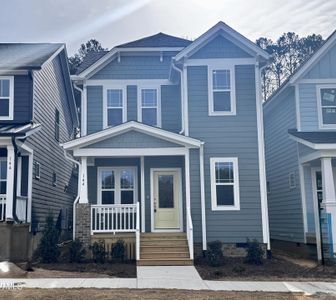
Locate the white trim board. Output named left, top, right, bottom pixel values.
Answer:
left=86, top=79, right=174, bottom=86
left=289, top=135, right=336, bottom=150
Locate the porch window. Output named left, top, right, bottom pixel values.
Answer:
left=106, top=89, right=125, bottom=127
left=210, top=157, right=240, bottom=210
left=0, top=77, right=14, bottom=120
left=139, top=88, right=161, bottom=127
left=209, top=67, right=236, bottom=116
left=318, top=86, right=336, bottom=127
left=0, top=159, right=7, bottom=194
left=98, top=167, right=136, bottom=204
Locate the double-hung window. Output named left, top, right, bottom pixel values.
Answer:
left=210, top=157, right=240, bottom=210
left=105, top=88, right=125, bottom=127
left=209, top=67, right=236, bottom=116
left=317, top=86, right=336, bottom=128
left=0, top=158, right=7, bottom=195
left=0, top=76, right=14, bottom=120
left=98, top=167, right=137, bottom=205
left=138, top=87, right=161, bottom=127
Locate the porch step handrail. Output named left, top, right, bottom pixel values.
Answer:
left=186, top=206, right=194, bottom=260
left=0, top=195, right=5, bottom=221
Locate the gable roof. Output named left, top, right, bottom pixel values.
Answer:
left=75, top=51, right=109, bottom=75
left=116, top=32, right=192, bottom=48
left=174, top=21, right=270, bottom=62
left=61, top=121, right=202, bottom=150
left=265, top=30, right=336, bottom=104
left=0, top=43, right=64, bottom=70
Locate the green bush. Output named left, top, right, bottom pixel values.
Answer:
left=90, top=241, right=106, bottom=263
left=68, top=239, right=86, bottom=263
left=37, top=213, right=60, bottom=263
left=111, top=239, right=126, bottom=262
left=244, top=239, right=265, bottom=265
left=205, top=240, right=223, bottom=267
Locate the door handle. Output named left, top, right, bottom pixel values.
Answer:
left=154, top=198, right=157, bottom=213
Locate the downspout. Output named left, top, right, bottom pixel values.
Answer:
left=171, top=61, right=185, bottom=134
left=73, top=83, right=83, bottom=137
left=11, top=137, right=20, bottom=223
left=63, top=149, right=80, bottom=240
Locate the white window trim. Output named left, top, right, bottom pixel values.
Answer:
left=137, top=85, right=162, bottom=127
left=0, top=157, right=7, bottom=195
left=316, top=84, right=336, bottom=130
left=210, top=157, right=240, bottom=211
left=103, top=85, right=127, bottom=129
left=97, top=166, right=137, bottom=205
left=0, top=76, right=14, bottom=121
left=208, top=65, right=236, bottom=116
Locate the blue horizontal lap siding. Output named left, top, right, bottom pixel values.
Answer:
left=187, top=65, right=263, bottom=243
left=299, top=84, right=320, bottom=131
left=264, top=87, right=304, bottom=243
left=190, top=35, right=252, bottom=59
left=87, top=86, right=103, bottom=134
left=127, top=85, right=137, bottom=121
left=161, top=84, right=181, bottom=133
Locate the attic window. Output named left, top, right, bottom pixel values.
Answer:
left=0, top=77, right=14, bottom=120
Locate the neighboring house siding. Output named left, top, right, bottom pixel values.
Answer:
left=90, top=55, right=175, bottom=80
left=264, top=87, right=304, bottom=243
left=27, top=54, right=77, bottom=229
left=187, top=64, right=263, bottom=243
left=83, top=131, right=183, bottom=148
left=0, top=75, right=33, bottom=124
left=190, top=35, right=252, bottom=59
left=87, top=86, right=103, bottom=134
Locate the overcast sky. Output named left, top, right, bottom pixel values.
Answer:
left=1, top=0, right=335, bottom=55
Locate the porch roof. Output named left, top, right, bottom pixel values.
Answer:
left=62, top=121, right=203, bottom=151
left=0, top=122, right=41, bottom=138
left=289, top=129, right=336, bottom=150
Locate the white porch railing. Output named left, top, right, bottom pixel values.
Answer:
left=16, top=196, right=28, bottom=222
left=91, top=202, right=140, bottom=260
left=186, top=207, right=194, bottom=260
left=0, top=195, right=5, bottom=221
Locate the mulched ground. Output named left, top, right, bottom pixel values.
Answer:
left=0, top=289, right=331, bottom=300
left=195, top=256, right=336, bottom=281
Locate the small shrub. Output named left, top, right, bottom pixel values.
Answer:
left=244, top=239, right=265, bottom=265
left=232, top=265, right=246, bottom=274
left=90, top=241, right=106, bottom=263
left=111, top=239, right=126, bottom=262
left=37, top=213, right=60, bottom=263
left=205, top=240, right=223, bottom=267
left=68, top=239, right=86, bottom=263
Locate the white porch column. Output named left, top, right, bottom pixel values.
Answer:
left=185, top=149, right=191, bottom=210
left=140, top=156, right=145, bottom=232
left=27, top=153, right=33, bottom=223
left=321, top=157, right=336, bottom=253
left=79, top=156, right=88, bottom=204
left=5, top=145, right=15, bottom=220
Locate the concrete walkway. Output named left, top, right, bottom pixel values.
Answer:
left=0, top=266, right=335, bottom=295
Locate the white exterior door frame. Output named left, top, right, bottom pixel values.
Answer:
left=150, top=167, right=183, bottom=232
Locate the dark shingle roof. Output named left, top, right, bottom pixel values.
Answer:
left=75, top=51, right=109, bottom=75
left=0, top=122, right=41, bottom=137
left=288, top=129, right=336, bottom=144
left=0, top=43, right=63, bottom=70
left=116, top=32, right=192, bottom=48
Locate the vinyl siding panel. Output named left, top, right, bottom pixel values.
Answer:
left=264, top=87, right=304, bottom=243
left=87, top=86, right=103, bottom=134
left=127, top=85, right=137, bottom=121
left=188, top=64, right=263, bottom=243
left=161, top=84, right=181, bottom=133
left=26, top=55, right=77, bottom=230
left=190, top=35, right=252, bottom=59
left=299, top=83, right=320, bottom=131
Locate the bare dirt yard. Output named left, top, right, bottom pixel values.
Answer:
left=0, top=289, right=333, bottom=300
left=195, top=256, right=336, bottom=281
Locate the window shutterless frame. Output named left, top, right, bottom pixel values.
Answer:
left=137, top=86, right=161, bottom=127
left=103, top=86, right=127, bottom=128
left=0, top=76, right=14, bottom=120
left=316, top=85, right=336, bottom=129
left=210, top=157, right=240, bottom=211
left=208, top=65, right=236, bottom=116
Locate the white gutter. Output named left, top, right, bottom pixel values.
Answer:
left=63, top=149, right=81, bottom=240
left=171, top=62, right=185, bottom=134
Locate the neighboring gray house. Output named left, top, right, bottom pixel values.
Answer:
left=264, top=30, right=336, bottom=262
left=63, top=22, right=270, bottom=265
left=0, top=44, right=78, bottom=260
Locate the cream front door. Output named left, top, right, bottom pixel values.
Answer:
left=153, top=169, right=181, bottom=230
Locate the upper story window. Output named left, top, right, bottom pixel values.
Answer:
left=210, top=157, right=240, bottom=211
left=317, top=86, right=336, bottom=128
left=0, top=76, right=14, bottom=120
left=138, top=87, right=161, bottom=127
left=104, top=88, right=126, bottom=128
left=55, top=109, right=60, bottom=141
left=208, top=66, right=236, bottom=116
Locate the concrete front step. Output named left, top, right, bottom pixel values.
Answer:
left=137, top=258, right=193, bottom=266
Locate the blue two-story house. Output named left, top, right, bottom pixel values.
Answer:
left=63, top=22, right=271, bottom=265
left=264, top=30, right=336, bottom=263
left=0, top=43, right=78, bottom=261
